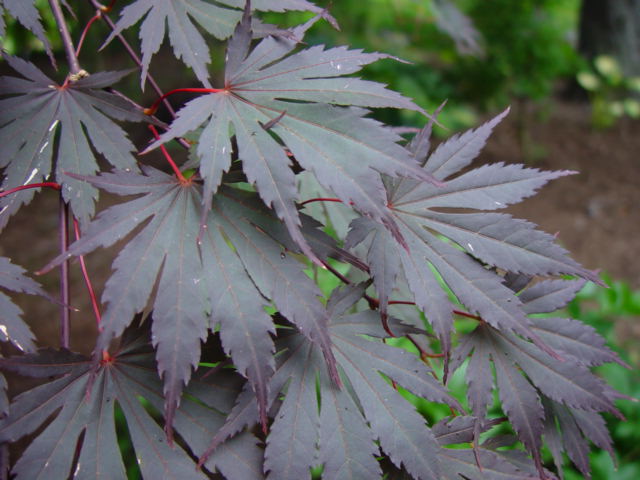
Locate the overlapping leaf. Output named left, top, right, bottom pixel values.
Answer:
left=39, top=167, right=211, bottom=435
left=542, top=394, right=616, bottom=479
left=203, top=285, right=461, bottom=480
left=40, top=166, right=342, bottom=436
left=450, top=277, right=623, bottom=476
left=347, top=109, right=601, bottom=361
left=0, top=256, right=53, bottom=353
left=0, top=0, right=52, bottom=60
left=147, top=4, right=439, bottom=263
left=0, top=256, right=54, bottom=417
left=105, top=0, right=330, bottom=87
left=431, top=416, right=546, bottom=480
left=0, top=324, right=263, bottom=480
left=0, top=56, right=143, bottom=229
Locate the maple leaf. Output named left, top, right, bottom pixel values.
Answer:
left=541, top=395, right=616, bottom=479
left=105, top=0, right=331, bottom=87
left=0, top=0, right=52, bottom=62
left=298, top=171, right=357, bottom=238
left=0, top=56, right=144, bottom=229
left=40, top=167, right=344, bottom=436
left=427, top=416, right=546, bottom=480
left=0, top=324, right=263, bottom=480
left=202, top=285, right=461, bottom=480
left=431, top=0, right=484, bottom=56
left=146, top=3, right=440, bottom=264
left=346, top=109, right=601, bottom=362
left=0, top=256, right=53, bottom=354
left=0, top=256, right=55, bottom=418
left=450, top=277, right=624, bottom=477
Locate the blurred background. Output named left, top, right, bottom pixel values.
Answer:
left=1, top=1, right=639, bottom=478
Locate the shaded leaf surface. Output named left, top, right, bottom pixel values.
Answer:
left=40, top=167, right=343, bottom=435
left=0, top=0, right=52, bottom=59
left=148, top=7, right=438, bottom=261
left=0, top=57, right=141, bottom=228
left=450, top=277, right=623, bottom=476
left=206, top=287, right=460, bottom=480
left=347, top=110, right=599, bottom=360
left=106, top=0, right=327, bottom=86
left=0, top=326, right=262, bottom=479
left=0, top=256, right=53, bottom=353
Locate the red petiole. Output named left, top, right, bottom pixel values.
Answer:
left=148, top=125, right=189, bottom=184
left=73, top=218, right=102, bottom=329
left=300, top=197, right=344, bottom=207
left=144, top=88, right=226, bottom=116
left=0, top=182, right=61, bottom=198
left=76, top=0, right=118, bottom=58
left=75, top=12, right=102, bottom=57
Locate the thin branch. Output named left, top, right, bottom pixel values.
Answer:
left=59, top=195, right=71, bottom=349
left=87, top=0, right=178, bottom=117
left=48, top=0, right=81, bottom=75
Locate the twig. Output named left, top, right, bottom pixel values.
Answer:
left=48, top=0, right=81, bottom=75
left=87, top=0, right=177, bottom=118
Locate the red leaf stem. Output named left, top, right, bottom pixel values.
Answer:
left=75, top=11, right=102, bottom=57
left=148, top=125, right=188, bottom=184
left=320, top=260, right=396, bottom=336
left=299, top=197, right=344, bottom=207
left=0, top=182, right=61, bottom=198
left=73, top=218, right=102, bottom=328
left=406, top=334, right=445, bottom=360
left=144, top=88, right=226, bottom=116
left=389, top=300, right=484, bottom=323
left=453, top=310, right=483, bottom=321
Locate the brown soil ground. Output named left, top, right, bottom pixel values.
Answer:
left=1, top=99, right=638, bottom=358
left=480, top=101, right=639, bottom=289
